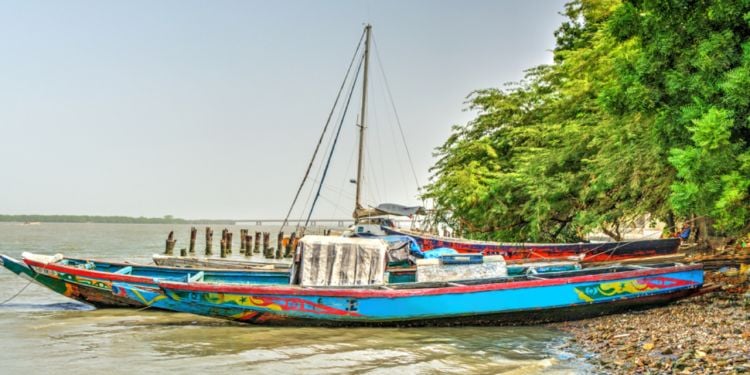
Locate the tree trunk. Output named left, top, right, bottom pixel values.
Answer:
left=665, top=212, right=676, bottom=237
left=601, top=221, right=623, bottom=241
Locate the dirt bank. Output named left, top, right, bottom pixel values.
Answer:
left=554, top=272, right=750, bottom=374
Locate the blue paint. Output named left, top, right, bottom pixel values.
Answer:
left=155, top=267, right=703, bottom=324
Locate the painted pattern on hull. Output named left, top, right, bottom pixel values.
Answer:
left=573, top=276, right=695, bottom=302
left=168, top=290, right=361, bottom=317
left=155, top=267, right=703, bottom=325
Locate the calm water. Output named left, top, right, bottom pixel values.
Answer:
left=0, top=223, right=590, bottom=374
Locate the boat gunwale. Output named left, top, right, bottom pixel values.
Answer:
left=158, top=263, right=703, bottom=298
left=23, top=257, right=157, bottom=284
left=21, top=253, right=288, bottom=285
left=386, top=227, right=681, bottom=249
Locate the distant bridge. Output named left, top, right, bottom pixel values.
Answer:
left=234, top=219, right=354, bottom=227
left=234, top=218, right=416, bottom=227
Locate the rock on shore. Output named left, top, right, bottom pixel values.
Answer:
left=554, top=272, right=750, bottom=374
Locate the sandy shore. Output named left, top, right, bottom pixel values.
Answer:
left=553, top=272, right=749, bottom=374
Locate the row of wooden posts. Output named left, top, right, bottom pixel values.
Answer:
left=164, top=227, right=297, bottom=259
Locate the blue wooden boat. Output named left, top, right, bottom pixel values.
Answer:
left=146, top=236, right=703, bottom=326
left=19, top=252, right=290, bottom=308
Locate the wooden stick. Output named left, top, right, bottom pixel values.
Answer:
left=205, top=227, right=213, bottom=256
left=189, top=227, right=197, bottom=254
left=244, top=234, right=252, bottom=257
left=263, top=232, right=271, bottom=258
left=276, top=232, right=283, bottom=259
left=254, top=231, right=261, bottom=254
left=227, top=231, right=233, bottom=254
left=284, top=232, right=296, bottom=258
left=165, top=231, right=176, bottom=255
left=240, top=229, right=247, bottom=253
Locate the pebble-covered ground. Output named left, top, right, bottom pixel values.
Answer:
left=554, top=272, right=750, bottom=374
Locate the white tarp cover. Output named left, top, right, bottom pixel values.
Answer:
left=298, top=235, right=387, bottom=287
left=416, top=255, right=508, bottom=283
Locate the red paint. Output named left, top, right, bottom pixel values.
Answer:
left=386, top=227, right=680, bottom=262
left=641, top=276, right=696, bottom=289
left=23, top=258, right=155, bottom=285
left=160, top=264, right=702, bottom=298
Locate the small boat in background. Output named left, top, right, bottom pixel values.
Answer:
left=383, top=226, right=681, bottom=263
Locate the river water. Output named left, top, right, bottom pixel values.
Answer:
left=0, top=223, right=591, bottom=374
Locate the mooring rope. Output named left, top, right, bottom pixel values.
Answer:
left=0, top=271, right=41, bottom=305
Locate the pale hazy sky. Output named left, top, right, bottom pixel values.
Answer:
left=0, top=0, right=567, bottom=220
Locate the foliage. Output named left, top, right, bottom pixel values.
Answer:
left=425, top=0, right=750, bottom=241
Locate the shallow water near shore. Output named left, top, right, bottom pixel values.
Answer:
left=0, top=223, right=590, bottom=374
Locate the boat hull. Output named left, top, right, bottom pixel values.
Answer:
left=1, top=254, right=138, bottom=308
left=157, top=264, right=703, bottom=326
left=383, top=227, right=681, bottom=263
left=21, top=253, right=290, bottom=309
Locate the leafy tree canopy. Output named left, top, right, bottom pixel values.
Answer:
left=425, top=0, right=750, bottom=242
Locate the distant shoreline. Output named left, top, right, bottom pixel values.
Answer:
left=0, top=215, right=234, bottom=225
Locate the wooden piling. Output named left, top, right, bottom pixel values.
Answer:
left=244, top=234, right=252, bottom=257
left=180, top=248, right=187, bottom=257
left=205, top=227, right=213, bottom=256
left=165, top=231, right=176, bottom=255
left=277, top=232, right=284, bottom=258
left=220, top=239, right=227, bottom=258
left=240, top=229, right=247, bottom=253
left=254, top=232, right=261, bottom=254
left=227, top=231, right=233, bottom=254
left=284, top=232, right=296, bottom=258
left=220, top=229, right=227, bottom=255
left=263, top=232, right=273, bottom=258
left=189, top=227, right=197, bottom=254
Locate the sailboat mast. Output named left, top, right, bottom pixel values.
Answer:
left=354, top=24, right=371, bottom=216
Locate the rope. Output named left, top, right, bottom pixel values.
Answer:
left=372, top=35, right=422, bottom=192
left=303, top=54, right=365, bottom=230
left=0, top=271, right=41, bottom=305
left=280, top=29, right=366, bottom=233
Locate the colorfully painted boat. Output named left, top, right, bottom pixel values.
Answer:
left=383, top=226, right=681, bottom=263
left=20, top=252, right=290, bottom=308
left=143, top=236, right=703, bottom=326
left=1, top=254, right=136, bottom=307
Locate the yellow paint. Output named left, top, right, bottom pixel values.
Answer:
left=597, top=280, right=649, bottom=296
left=131, top=288, right=166, bottom=306
left=574, top=288, right=593, bottom=303
left=206, top=293, right=283, bottom=311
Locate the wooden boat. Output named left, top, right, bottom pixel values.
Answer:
left=19, top=252, right=290, bottom=308
left=119, top=235, right=704, bottom=326
left=383, top=226, right=681, bottom=263
left=0, top=254, right=93, bottom=303
left=152, top=254, right=291, bottom=270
